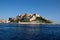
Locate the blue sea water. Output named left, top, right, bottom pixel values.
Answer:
left=0, top=23, right=60, bottom=40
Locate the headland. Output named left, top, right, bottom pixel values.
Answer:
left=0, top=13, right=52, bottom=24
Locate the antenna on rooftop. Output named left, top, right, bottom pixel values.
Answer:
left=36, top=8, right=39, bottom=13
left=18, top=8, right=20, bottom=14
left=18, top=8, right=21, bottom=16
left=33, top=8, right=39, bottom=14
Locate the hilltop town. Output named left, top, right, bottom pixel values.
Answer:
left=0, top=13, right=52, bottom=24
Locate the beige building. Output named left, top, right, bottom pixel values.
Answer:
left=0, top=19, right=9, bottom=23
left=29, top=16, right=36, bottom=21
left=33, top=13, right=40, bottom=17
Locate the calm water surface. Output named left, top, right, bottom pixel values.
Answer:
left=0, top=23, right=60, bottom=40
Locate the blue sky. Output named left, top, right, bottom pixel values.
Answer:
left=0, top=0, right=60, bottom=23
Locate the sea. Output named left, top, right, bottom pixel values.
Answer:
left=0, top=23, right=60, bottom=40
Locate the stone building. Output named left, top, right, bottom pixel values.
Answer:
left=0, top=19, right=9, bottom=23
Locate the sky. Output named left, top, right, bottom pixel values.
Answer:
left=0, top=0, right=60, bottom=24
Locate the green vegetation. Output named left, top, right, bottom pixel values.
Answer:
left=9, top=13, right=52, bottom=24
left=36, top=17, right=52, bottom=23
